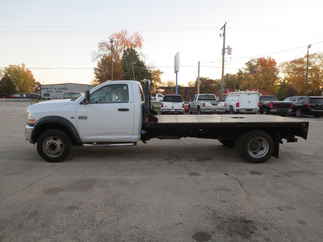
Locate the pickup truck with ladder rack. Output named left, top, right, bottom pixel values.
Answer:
left=25, top=80, right=309, bottom=163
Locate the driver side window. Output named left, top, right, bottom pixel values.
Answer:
left=90, top=84, right=129, bottom=104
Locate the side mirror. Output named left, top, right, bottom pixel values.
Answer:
left=84, top=90, right=90, bottom=104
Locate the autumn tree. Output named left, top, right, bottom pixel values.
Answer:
left=2, top=64, right=36, bottom=93
left=121, top=48, right=151, bottom=82
left=95, top=30, right=143, bottom=83
left=150, top=69, right=163, bottom=93
left=189, top=77, right=220, bottom=94
left=240, top=57, right=279, bottom=93
left=94, top=55, right=123, bottom=83
left=162, top=81, right=176, bottom=87
left=280, top=53, right=323, bottom=95
left=223, top=71, right=244, bottom=91
left=0, top=74, right=16, bottom=96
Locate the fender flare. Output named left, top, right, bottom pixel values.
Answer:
left=31, top=116, right=81, bottom=145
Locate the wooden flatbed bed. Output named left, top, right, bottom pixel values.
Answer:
left=156, top=114, right=308, bottom=125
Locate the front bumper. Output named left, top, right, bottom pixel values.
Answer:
left=25, top=125, right=34, bottom=143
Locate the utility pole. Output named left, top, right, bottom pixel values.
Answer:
left=220, top=22, right=226, bottom=97
left=306, top=44, right=311, bottom=84
left=110, top=38, right=114, bottom=80
left=197, top=61, right=200, bottom=94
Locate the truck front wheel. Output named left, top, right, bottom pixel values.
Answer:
left=237, top=130, right=274, bottom=163
left=37, top=129, right=72, bottom=162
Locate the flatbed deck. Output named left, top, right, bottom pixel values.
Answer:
left=144, top=114, right=309, bottom=141
left=156, top=114, right=307, bottom=125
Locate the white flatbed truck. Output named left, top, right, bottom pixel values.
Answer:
left=25, top=80, right=309, bottom=163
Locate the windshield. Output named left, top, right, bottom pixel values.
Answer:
left=198, top=94, right=216, bottom=100
left=260, top=96, right=277, bottom=101
left=163, top=95, right=183, bottom=102
left=310, top=98, right=323, bottom=104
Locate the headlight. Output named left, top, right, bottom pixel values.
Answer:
left=26, top=112, right=37, bottom=126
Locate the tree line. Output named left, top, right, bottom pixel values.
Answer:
left=0, top=65, right=38, bottom=97
left=188, top=54, right=323, bottom=99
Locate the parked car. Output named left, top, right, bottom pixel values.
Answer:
left=189, top=93, right=218, bottom=114
left=258, top=95, right=278, bottom=113
left=225, top=91, right=260, bottom=114
left=160, top=94, right=184, bottom=114
left=263, top=97, right=294, bottom=115
left=289, top=96, right=323, bottom=117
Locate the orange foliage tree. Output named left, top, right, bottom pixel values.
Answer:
left=280, top=53, right=323, bottom=95
left=95, top=30, right=143, bottom=83
left=240, top=57, right=279, bottom=94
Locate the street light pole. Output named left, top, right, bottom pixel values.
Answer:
left=306, top=44, right=311, bottom=84
left=110, top=38, right=114, bottom=80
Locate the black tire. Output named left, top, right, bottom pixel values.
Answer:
left=37, top=129, right=72, bottom=162
left=236, top=130, right=274, bottom=163
left=219, top=139, right=235, bottom=148
left=295, top=109, right=302, bottom=117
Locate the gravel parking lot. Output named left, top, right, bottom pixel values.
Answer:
left=1, top=102, right=323, bottom=242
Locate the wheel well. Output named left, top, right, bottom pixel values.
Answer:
left=32, top=123, right=80, bottom=145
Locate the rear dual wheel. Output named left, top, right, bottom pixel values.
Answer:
left=237, top=130, right=274, bottom=163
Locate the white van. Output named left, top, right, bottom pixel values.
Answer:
left=225, top=91, right=260, bottom=113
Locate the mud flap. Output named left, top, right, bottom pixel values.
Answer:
left=273, top=141, right=280, bottom=158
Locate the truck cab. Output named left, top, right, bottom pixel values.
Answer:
left=26, top=81, right=144, bottom=161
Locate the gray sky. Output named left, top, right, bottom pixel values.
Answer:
left=1, top=0, right=323, bottom=85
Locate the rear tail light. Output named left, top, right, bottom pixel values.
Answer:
left=269, top=102, right=273, bottom=109
left=304, top=103, right=310, bottom=108
left=236, top=102, right=240, bottom=108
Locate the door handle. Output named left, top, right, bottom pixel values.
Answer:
left=78, top=116, right=88, bottom=120
left=118, top=108, right=129, bottom=112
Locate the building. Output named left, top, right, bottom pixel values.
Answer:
left=41, top=83, right=93, bottom=99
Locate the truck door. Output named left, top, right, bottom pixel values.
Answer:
left=77, top=83, right=135, bottom=143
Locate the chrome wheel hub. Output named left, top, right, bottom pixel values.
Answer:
left=43, top=136, right=64, bottom=158
left=247, top=137, right=269, bottom=159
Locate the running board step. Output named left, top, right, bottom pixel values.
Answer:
left=83, top=143, right=136, bottom=147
